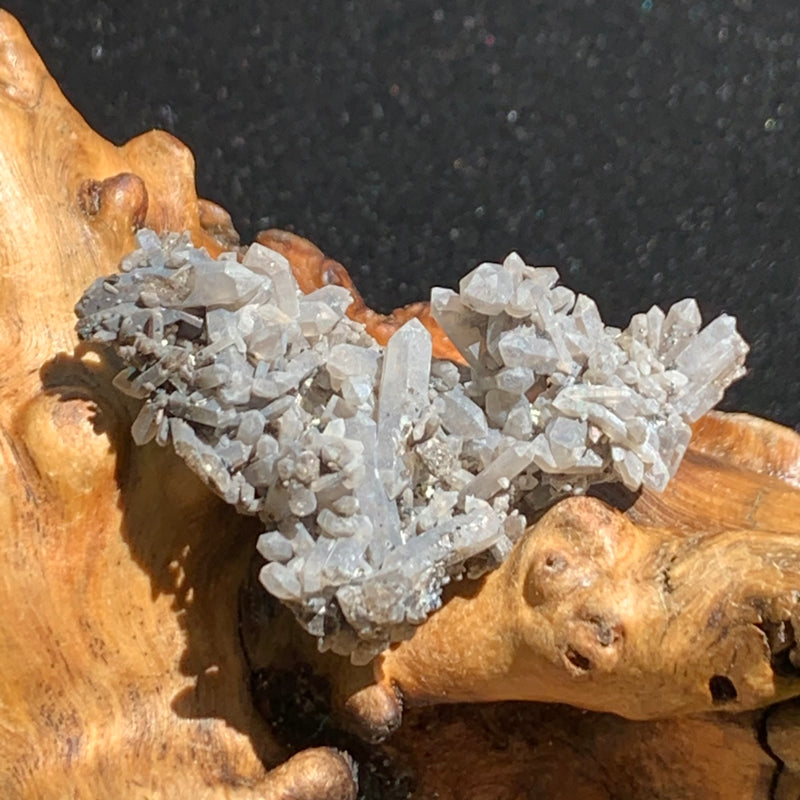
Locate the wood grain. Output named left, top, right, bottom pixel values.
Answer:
left=3, top=8, right=800, bottom=798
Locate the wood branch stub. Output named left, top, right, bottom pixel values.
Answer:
left=374, top=490, right=800, bottom=718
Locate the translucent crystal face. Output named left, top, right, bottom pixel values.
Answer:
left=76, top=230, right=748, bottom=662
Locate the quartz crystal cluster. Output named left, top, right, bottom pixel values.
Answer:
left=76, top=230, right=748, bottom=662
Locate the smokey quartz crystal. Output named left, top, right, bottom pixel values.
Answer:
left=76, top=229, right=748, bottom=662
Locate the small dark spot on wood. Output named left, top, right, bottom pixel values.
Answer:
left=759, top=618, right=800, bottom=677
left=544, top=553, right=567, bottom=572
left=565, top=646, right=592, bottom=672
left=709, top=675, right=738, bottom=704
left=658, top=556, right=677, bottom=593
left=65, top=735, right=80, bottom=764
left=78, top=179, right=102, bottom=215
left=590, top=617, right=618, bottom=646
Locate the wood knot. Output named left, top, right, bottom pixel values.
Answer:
left=78, top=173, right=148, bottom=231
left=560, top=612, right=625, bottom=675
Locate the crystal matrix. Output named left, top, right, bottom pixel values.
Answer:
left=76, top=230, right=748, bottom=662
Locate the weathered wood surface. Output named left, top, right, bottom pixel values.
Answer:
left=2, top=9, right=800, bottom=798
left=0, top=10, right=355, bottom=798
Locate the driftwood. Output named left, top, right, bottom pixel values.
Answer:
left=0, top=11, right=354, bottom=798
left=2, top=9, right=800, bottom=798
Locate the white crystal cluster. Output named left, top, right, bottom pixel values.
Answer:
left=76, top=230, right=748, bottom=662
left=433, top=254, right=749, bottom=496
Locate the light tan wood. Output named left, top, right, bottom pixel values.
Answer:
left=377, top=490, right=800, bottom=715
left=3, top=8, right=800, bottom=798
left=0, top=10, right=355, bottom=799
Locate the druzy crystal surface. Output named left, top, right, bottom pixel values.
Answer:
left=76, top=230, right=748, bottom=662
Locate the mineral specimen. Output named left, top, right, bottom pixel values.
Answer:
left=76, top=230, right=748, bottom=662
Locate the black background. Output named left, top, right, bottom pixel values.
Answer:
left=6, top=0, right=799, bottom=426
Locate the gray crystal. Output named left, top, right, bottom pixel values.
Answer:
left=487, top=389, right=525, bottom=429
left=217, top=368, right=253, bottom=406
left=551, top=286, right=576, bottom=314
left=659, top=298, right=702, bottom=364
left=130, top=401, right=159, bottom=445
left=449, top=505, right=504, bottom=562
left=216, top=438, right=252, bottom=469
left=573, top=294, right=604, bottom=339
left=503, top=398, right=533, bottom=439
left=277, top=519, right=315, bottom=556
left=288, top=486, right=318, bottom=517
left=574, top=447, right=606, bottom=472
left=247, top=314, right=290, bottom=361
left=531, top=434, right=559, bottom=472
left=299, top=301, right=341, bottom=337
left=112, top=368, right=151, bottom=399
left=327, top=343, right=380, bottom=384
left=430, top=359, right=461, bottom=391
left=301, top=537, right=338, bottom=594
left=416, top=433, right=463, bottom=481
left=345, top=414, right=402, bottom=557
left=243, top=456, right=276, bottom=487
left=493, top=366, right=536, bottom=395
left=76, top=228, right=749, bottom=663
left=257, top=531, right=294, bottom=562
left=194, top=363, right=231, bottom=390
left=415, top=489, right=459, bottom=530
left=612, top=447, right=645, bottom=490
left=237, top=409, right=265, bottom=445
left=376, top=319, right=432, bottom=497
left=316, top=508, right=356, bottom=537
left=509, top=279, right=545, bottom=317
left=242, top=243, right=300, bottom=318
left=332, top=495, right=360, bottom=516
left=430, top=288, right=483, bottom=369
left=323, top=537, right=372, bottom=585
left=169, top=418, right=232, bottom=498
left=459, top=262, right=515, bottom=315
left=341, top=375, right=374, bottom=409
left=462, top=441, right=537, bottom=500
left=260, top=561, right=302, bottom=601
left=252, top=367, right=298, bottom=400
left=304, top=284, right=354, bottom=317
left=294, top=451, right=320, bottom=484
left=497, top=329, right=560, bottom=372
left=674, top=315, right=748, bottom=382
left=438, top=387, right=489, bottom=439
left=546, top=417, right=587, bottom=469
left=181, top=261, right=264, bottom=310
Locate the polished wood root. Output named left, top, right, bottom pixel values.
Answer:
left=2, top=10, right=799, bottom=799
left=0, top=11, right=354, bottom=799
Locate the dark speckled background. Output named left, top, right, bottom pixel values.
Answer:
left=5, top=0, right=799, bottom=425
